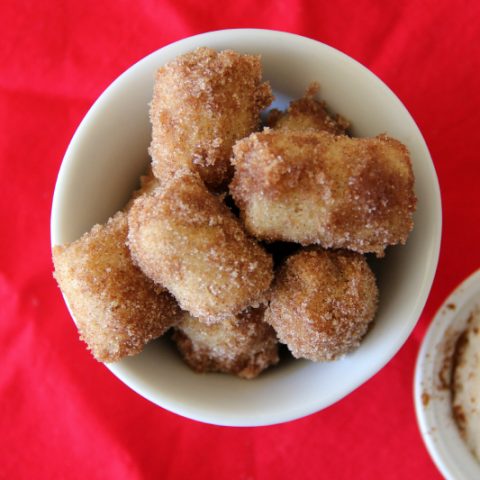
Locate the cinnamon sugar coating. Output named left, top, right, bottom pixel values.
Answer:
left=127, top=170, right=274, bottom=323
left=265, top=249, right=378, bottom=361
left=149, top=47, right=273, bottom=190
left=267, top=82, right=349, bottom=134
left=52, top=211, right=181, bottom=363
left=230, top=129, right=416, bottom=257
left=172, top=307, right=279, bottom=379
left=124, top=164, right=159, bottom=212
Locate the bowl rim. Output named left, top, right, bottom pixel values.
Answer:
left=51, top=28, right=442, bottom=426
left=414, top=268, right=480, bottom=479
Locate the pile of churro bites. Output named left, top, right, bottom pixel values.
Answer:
left=53, top=47, right=417, bottom=379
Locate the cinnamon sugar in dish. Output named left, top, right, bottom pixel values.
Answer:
left=451, top=305, right=480, bottom=461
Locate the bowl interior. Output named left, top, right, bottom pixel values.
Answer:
left=51, top=29, right=441, bottom=426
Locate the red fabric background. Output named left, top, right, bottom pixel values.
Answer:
left=1, top=0, right=479, bottom=478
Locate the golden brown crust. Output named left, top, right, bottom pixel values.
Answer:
left=149, top=47, right=273, bottom=190
left=172, top=307, right=279, bottom=379
left=230, top=129, right=416, bottom=256
left=52, top=211, right=181, bottom=363
left=267, top=82, right=349, bottom=134
left=265, top=249, right=378, bottom=361
left=127, top=169, right=274, bottom=323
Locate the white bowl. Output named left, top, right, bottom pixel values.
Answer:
left=51, top=29, right=441, bottom=426
left=415, top=269, right=480, bottom=479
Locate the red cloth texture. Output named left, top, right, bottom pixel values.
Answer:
left=1, top=0, right=479, bottom=478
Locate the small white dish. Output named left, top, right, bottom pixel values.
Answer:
left=415, top=269, right=480, bottom=480
left=51, top=29, right=441, bottom=426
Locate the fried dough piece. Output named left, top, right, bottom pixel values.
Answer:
left=267, top=82, right=349, bottom=134
left=127, top=170, right=274, bottom=323
left=52, top=211, right=181, bottom=363
left=149, top=47, right=273, bottom=190
left=172, top=307, right=279, bottom=379
left=230, top=129, right=416, bottom=257
left=452, top=306, right=480, bottom=460
left=124, top=164, right=160, bottom=211
left=265, top=249, right=378, bottom=361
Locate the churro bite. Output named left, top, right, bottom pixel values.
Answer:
left=230, top=129, right=416, bottom=257
left=149, top=47, right=273, bottom=190
left=265, top=249, right=378, bottom=361
left=267, top=82, right=349, bottom=134
left=127, top=170, right=274, bottom=323
left=52, top=211, right=181, bottom=363
left=53, top=49, right=418, bottom=379
left=172, top=307, right=279, bottom=379
left=124, top=165, right=160, bottom=211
